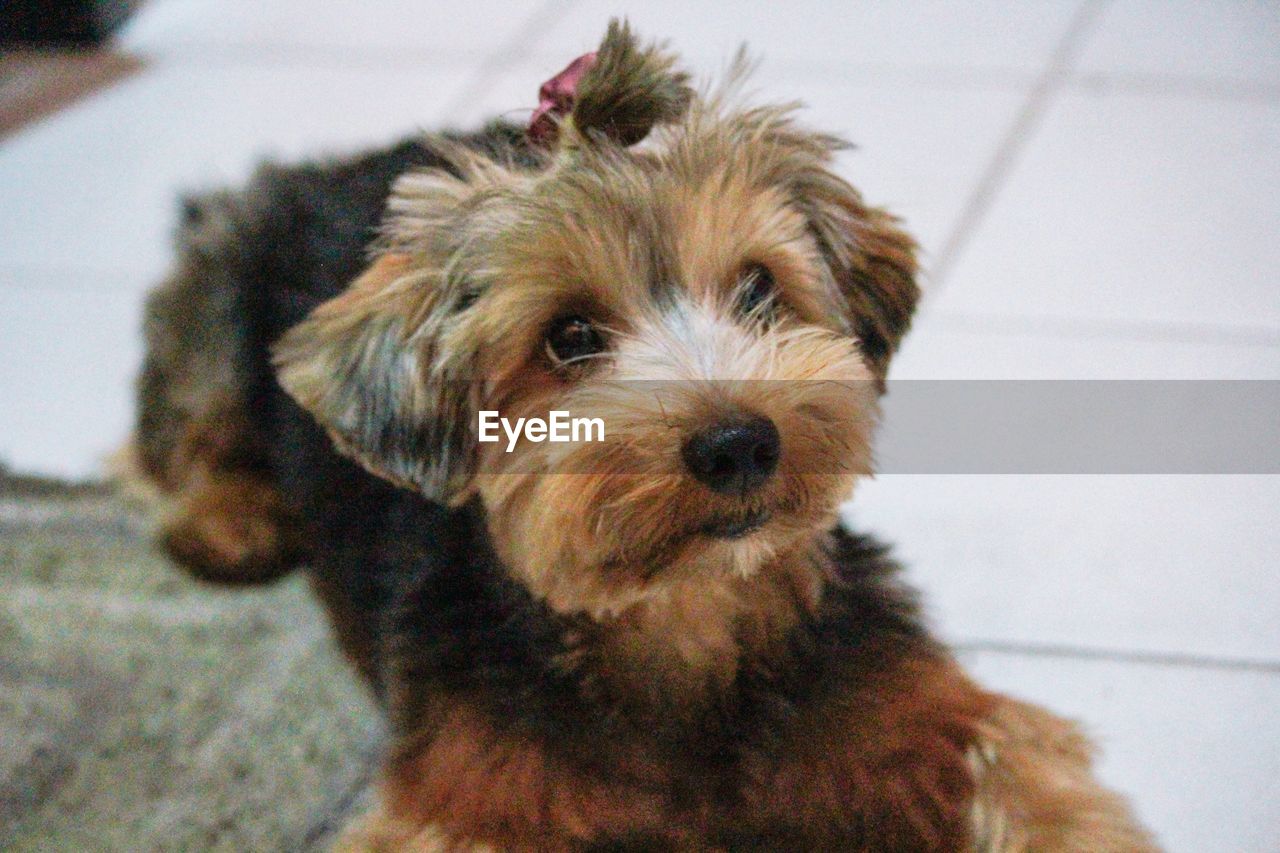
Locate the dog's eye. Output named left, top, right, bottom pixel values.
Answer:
left=739, top=264, right=776, bottom=316
left=545, top=315, right=605, bottom=366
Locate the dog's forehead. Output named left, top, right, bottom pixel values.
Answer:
left=504, top=136, right=815, bottom=308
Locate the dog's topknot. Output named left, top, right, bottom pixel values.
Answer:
left=567, top=19, right=693, bottom=147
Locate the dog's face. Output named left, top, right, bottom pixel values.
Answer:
left=275, top=24, right=918, bottom=616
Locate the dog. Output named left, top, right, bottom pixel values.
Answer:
left=132, top=22, right=1157, bottom=851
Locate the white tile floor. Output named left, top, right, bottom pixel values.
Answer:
left=1, top=1, right=1276, bottom=849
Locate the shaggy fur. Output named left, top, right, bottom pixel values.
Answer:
left=134, top=21, right=1156, bottom=851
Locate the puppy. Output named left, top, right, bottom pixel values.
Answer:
left=134, top=22, right=1157, bottom=851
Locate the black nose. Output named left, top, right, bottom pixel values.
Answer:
left=682, top=415, right=781, bottom=495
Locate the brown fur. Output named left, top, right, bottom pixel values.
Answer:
left=146, top=404, right=301, bottom=583
left=739, top=657, right=994, bottom=851
left=158, top=465, right=298, bottom=583
left=386, top=702, right=669, bottom=850
left=568, top=20, right=694, bottom=148
left=280, top=23, right=1152, bottom=849
left=343, top=689, right=1161, bottom=853
left=137, top=19, right=1155, bottom=852
left=969, top=699, right=1159, bottom=851
left=374, top=654, right=980, bottom=850
left=275, top=77, right=895, bottom=617
left=356, top=651, right=997, bottom=851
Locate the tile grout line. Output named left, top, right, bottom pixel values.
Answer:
left=436, top=0, right=581, bottom=127
left=955, top=638, right=1280, bottom=675
left=925, top=0, right=1112, bottom=294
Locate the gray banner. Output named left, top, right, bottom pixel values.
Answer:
left=455, top=380, right=1278, bottom=474
left=876, top=380, right=1279, bottom=474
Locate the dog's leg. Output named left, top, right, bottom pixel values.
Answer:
left=156, top=456, right=301, bottom=584
left=127, top=397, right=302, bottom=584
left=968, top=697, right=1158, bottom=852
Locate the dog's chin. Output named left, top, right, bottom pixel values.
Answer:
left=666, top=503, right=818, bottom=580
left=700, top=508, right=772, bottom=540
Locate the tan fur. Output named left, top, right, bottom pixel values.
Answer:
left=130, top=400, right=300, bottom=583
left=968, top=698, right=1159, bottom=852
left=561, top=539, right=826, bottom=735
left=158, top=466, right=297, bottom=583
left=262, top=20, right=1156, bottom=851
left=566, top=19, right=693, bottom=148
left=341, top=650, right=996, bottom=852
left=334, top=804, right=488, bottom=853
left=277, top=92, right=891, bottom=615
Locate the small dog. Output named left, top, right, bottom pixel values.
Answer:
left=134, top=22, right=1156, bottom=851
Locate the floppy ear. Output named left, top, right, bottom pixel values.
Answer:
left=793, top=168, right=920, bottom=378
left=271, top=253, right=477, bottom=503
left=826, top=202, right=919, bottom=376
left=724, top=97, right=920, bottom=377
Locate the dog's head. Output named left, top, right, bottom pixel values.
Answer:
left=274, top=22, right=918, bottom=615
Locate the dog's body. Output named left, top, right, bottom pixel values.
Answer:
left=137, top=126, right=540, bottom=684
left=134, top=24, right=1156, bottom=851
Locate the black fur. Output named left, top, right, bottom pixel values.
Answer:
left=140, top=124, right=542, bottom=687
left=139, top=123, right=942, bottom=847
left=387, top=501, right=929, bottom=758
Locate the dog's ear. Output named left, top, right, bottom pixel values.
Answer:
left=784, top=146, right=920, bottom=378
left=272, top=252, right=477, bottom=503
left=722, top=103, right=919, bottom=377
left=565, top=19, right=693, bottom=148
left=809, top=191, right=919, bottom=377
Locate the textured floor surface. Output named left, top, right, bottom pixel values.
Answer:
left=0, top=469, right=380, bottom=851
left=0, top=1, right=1277, bottom=850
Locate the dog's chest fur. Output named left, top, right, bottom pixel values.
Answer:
left=375, top=504, right=987, bottom=849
